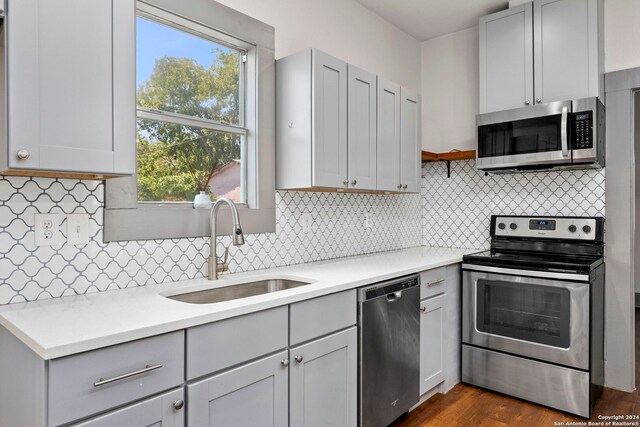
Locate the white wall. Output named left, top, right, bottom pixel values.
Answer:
left=215, top=0, right=421, bottom=92
left=420, top=27, right=478, bottom=153
left=605, top=0, right=640, bottom=73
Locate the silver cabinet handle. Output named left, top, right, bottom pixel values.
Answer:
left=402, top=184, right=408, bottom=190
left=93, top=364, right=163, bottom=388
left=295, top=355, right=303, bottom=363
left=525, top=100, right=530, bottom=105
left=351, top=180, right=357, bottom=186
left=427, top=279, right=445, bottom=287
left=560, top=105, right=569, bottom=157
left=397, top=184, right=402, bottom=190
left=343, top=179, right=349, bottom=186
left=281, top=359, right=290, bottom=367
left=536, top=98, right=542, bottom=103
left=16, top=150, right=30, bottom=160
left=420, top=306, right=427, bottom=313
left=173, top=400, right=184, bottom=410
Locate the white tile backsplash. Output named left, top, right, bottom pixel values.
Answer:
left=421, top=160, right=606, bottom=249
left=0, top=176, right=421, bottom=304
left=0, top=160, right=606, bottom=305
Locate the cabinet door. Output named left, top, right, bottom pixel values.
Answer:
left=187, top=351, right=288, bottom=427
left=479, top=3, right=533, bottom=113
left=71, top=388, right=184, bottom=427
left=534, top=0, right=600, bottom=104
left=312, top=50, right=348, bottom=188
left=347, top=65, right=377, bottom=190
left=420, top=294, right=445, bottom=395
left=7, top=0, right=135, bottom=175
left=376, top=77, right=401, bottom=192
left=400, top=87, right=421, bottom=193
left=290, top=328, right=357, bottom=427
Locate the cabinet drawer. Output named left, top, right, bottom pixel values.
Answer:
left=290, top=290, right=356, bottom=345
left=48, top=331, right=184, bottom=427
left=187, top=306, right=288, bottom=380
left=420, top=267, right=447, bottom=299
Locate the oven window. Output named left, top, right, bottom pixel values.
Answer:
left=478, top=115, right=563, bottom=158
left=476, top=280, right=570, bottom=348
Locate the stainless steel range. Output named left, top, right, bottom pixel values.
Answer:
left=461, top=215, right=605, bottom=418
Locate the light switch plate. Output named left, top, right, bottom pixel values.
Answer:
left=66, top=213, right=90, bottom=245
left=34, top=213, right=65, bottom=247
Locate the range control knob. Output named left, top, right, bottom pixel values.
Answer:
left=568, top=225, right=577, bottom=233
left=498, top=223, right=506, bottom=230
left=582, top=225, right=592, bottom=234
left=509, top=223, right=517, bottom=230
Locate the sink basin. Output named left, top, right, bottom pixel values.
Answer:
left=166, top=279, right=312, bottom=304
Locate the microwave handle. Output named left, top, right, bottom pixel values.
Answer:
left=561, top=106, right=569, bottom=157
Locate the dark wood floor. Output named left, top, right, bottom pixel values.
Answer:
left=393, top=309, right=640, bottom=427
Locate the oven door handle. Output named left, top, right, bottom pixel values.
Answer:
left=561, top=106, right=569, bottom=157
left=461, top=264, right=590, bottom=282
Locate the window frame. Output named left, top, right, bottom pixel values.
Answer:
left=104, top=0, right=276, bottom=241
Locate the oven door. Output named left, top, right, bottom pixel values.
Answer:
left=476, top=101, right=571, bottom=170
left=462, top=267, right=589, bottom=370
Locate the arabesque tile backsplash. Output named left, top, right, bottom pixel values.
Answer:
left=0, top=161, right=606, bottom=305
left=0, top=176, right=421, bottom=304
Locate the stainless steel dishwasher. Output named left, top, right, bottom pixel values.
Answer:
left=358, top=274, right=420, bottom=427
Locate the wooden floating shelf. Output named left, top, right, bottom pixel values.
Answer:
left=421, top=150, right=476, bottom=162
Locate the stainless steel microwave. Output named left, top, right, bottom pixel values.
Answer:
left=476, top=97, right=605, bottom=172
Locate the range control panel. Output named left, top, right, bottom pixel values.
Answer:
left=493, top=216, right=599, bottom=241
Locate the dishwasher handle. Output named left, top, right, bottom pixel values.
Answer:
left=386, top=291, right=402, bottom=302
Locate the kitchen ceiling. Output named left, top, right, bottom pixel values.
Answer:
left=355, top=0, right=509, bottom=41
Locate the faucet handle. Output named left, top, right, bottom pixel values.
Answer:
left=217, top=246, right=229, bottom=265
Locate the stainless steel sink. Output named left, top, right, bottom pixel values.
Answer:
left=166, top=279, right=312, bottom=304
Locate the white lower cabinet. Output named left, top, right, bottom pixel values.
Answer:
left=71, top=388, right=185, bottom=427
left=290, top=328, right=358, bottom=427
left=187, top=351, right=289, bottom=427
left=419, top=294, right=445, bottom=395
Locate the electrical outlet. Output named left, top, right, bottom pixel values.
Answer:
left=66, top=213, right=90, bottom=245
left=365, top=211, right=372, bottom=229
left=34, top=213, right=64, bottom=247
left=301, top=212, right=312, bottom=233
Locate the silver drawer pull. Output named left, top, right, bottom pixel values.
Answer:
left=93, top=364, right=163, bottom=388
left=427, top=279, right=445, bottom=287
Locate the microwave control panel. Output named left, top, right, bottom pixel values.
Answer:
left=573, top=111, right=593, bottom=149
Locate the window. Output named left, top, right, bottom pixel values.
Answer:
left=136, top=15, right=245, bottom=204
left=104, top=0, right=276, bottom=241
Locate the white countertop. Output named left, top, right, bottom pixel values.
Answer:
left=0, top=246, right=477, bottom=360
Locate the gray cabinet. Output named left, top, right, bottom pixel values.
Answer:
left=419, top=294, right=445, bottom=395
left=3, top=0, right=135, bottom=176
left=290, top=328, right=357, bottom=427
left=347, top=64, right=377, bottom=190
left=276, top=49, right=420, bottom=193
left=479, top=3, right=533, bottom=113
left=534, top=0, right=601, bottom=104
left=187, top=351, right=289, bottom=427
left=71, top=388, right=184, bottom=427
left=376, top=77, right=401, bottom=192
left=400, top=88, right=421, bottom=193
left=479, top=0, right=602, bottom=114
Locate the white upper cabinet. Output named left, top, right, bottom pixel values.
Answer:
left=376, top=77, right=401, bottom=192
left=400, top=88, right=421, bottom=193
left=479, top=0, right=602, bottom=114
left=534, top=0, right=601, bottom=104
left=4, top=0, right=135, bottom=176
left=479, top=3, right=533, bottom=113
left=347, top=65, right=377, bottom=190
left=276, top=49, right=421, bottom=193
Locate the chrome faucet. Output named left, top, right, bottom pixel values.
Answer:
left=209, top=197, right=245, bottom=280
